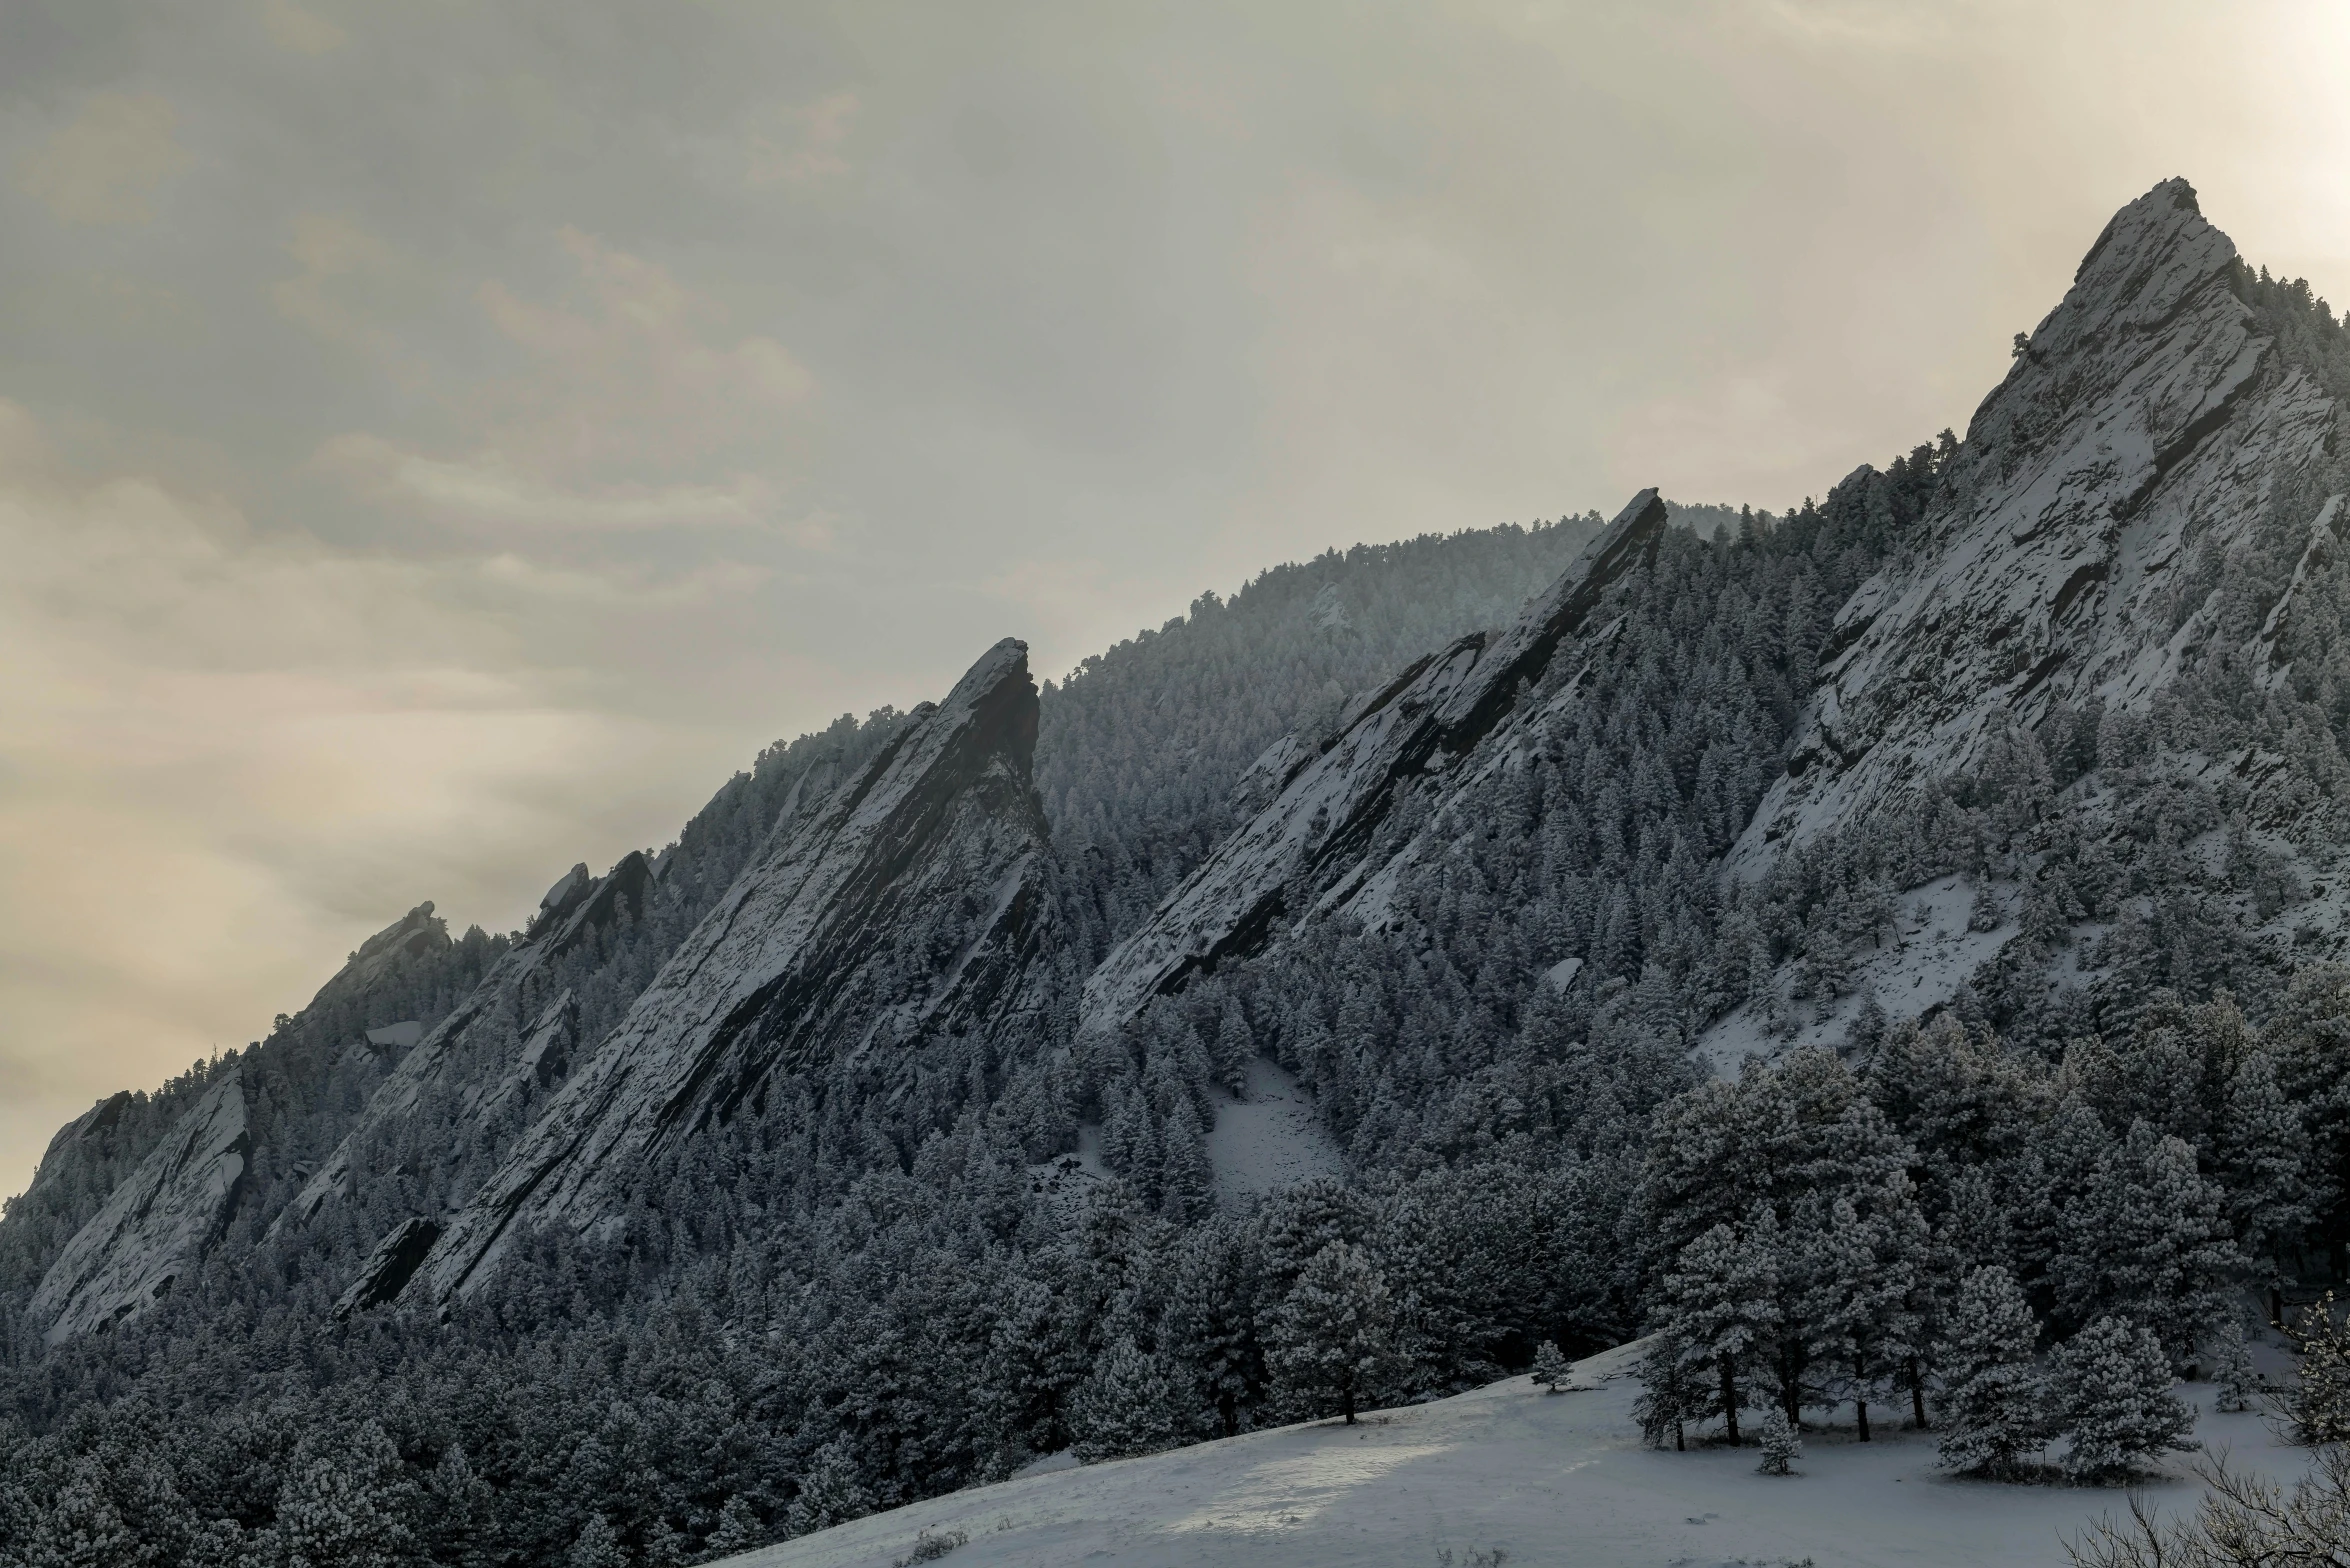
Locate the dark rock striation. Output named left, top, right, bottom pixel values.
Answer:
left=1081, top=490, right=1666, bottom=1032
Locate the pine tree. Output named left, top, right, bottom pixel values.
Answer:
left=1936, top=1265, right=2048, bottom=1479
left=566, top=1513, right=626, bottom=1568
left=2047, top=1315, right=2196, bottom=1483
left=1163, top=1221, right=1263, bottom=1438
left=785, top=1442, right=871, bottom=1538
left=1631, top=1331, right=1702, bottom=1451
left=1655, top=1219, right=1780, bottom=1445
left=1069, top=1337, right=1188, bottom=1461
left=1529, top=1340, right=1571, bottom=1393
left=1757, top=1408, right=1801, bottom=1475
left=1266, top=1241, right=1401, bottom=1425
left=2286, top=1293, right=2350, bottom=1443
left=706, top=1494, right=765, bottom=1557
left=2208, top=1317, right=2259, bottom=1415
left=274, top=1424, right=418, bottom=1568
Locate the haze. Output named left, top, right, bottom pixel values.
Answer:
left=3, top=0, right=2347, bottom=1196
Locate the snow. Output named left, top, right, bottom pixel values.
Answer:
left=365, top=1020, right=424, bottom=1050
left=1541, top=956, right=1583, bottom=993
left=1697, top=876, right=2017, bottom=1073
left=1204, top=1058, right=1347, bottom=1206
left=723, top=1340, right=2316, bottom=1568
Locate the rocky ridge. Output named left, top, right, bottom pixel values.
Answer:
left=1738, top=178, right=2343, bottom=862
left=415, top=638, right=1059, bottom=1300
left=1081, top=489, right=1666, bottom=1032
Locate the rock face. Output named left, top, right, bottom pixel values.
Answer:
left=418, top=638, right=1058, bottom=1298
left=29, top=1074, right=250, bottom=1345
left=333, top=1217, right=443, bottom=1319
left=1082, top=490, right=1666, bottom=1032
left=275, top=855, right=650, bottom=1235
left=1739, top=178, right=2341, bottom=860
left=336, top=903, right=450, bottom=993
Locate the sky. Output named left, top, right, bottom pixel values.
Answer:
left=3, top=0, right=2348, bottom=1197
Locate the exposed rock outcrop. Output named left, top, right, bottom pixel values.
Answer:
left=29, top=1074, right=250, bottom=1345
left=1082, top=490, right=1666, bottom=1031
left=1738, top=178, right=2341, bottom=861
left=418, top=638, right=1059, bottom=1299
left=333, top=1217, right=442, bottom=1319
left=274, top=856, right=649, bottom=1235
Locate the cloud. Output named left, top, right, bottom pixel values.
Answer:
left=745, top=92, right=859, bottom=189
left=258, top=0, right=347, bottom=55
left=308, top=227, right=820, bottom=538
left=0, top=399, right=776, bottom=1192
left=272, top=214, right=422, bottom=375
left=15, top=92, right=189, bottom=225
left=318, top=435, right=779, bottom=531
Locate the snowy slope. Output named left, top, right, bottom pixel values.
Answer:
left=729, top=1342, right=2314, bottom=1568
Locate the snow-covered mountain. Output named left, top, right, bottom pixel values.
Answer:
left=1743, top=177, right=2339, bottom=860
left=6, top=179, right=2350, bottom=1568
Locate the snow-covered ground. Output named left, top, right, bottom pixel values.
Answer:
left=725, top=1340, right=2315, bottom=1568
left=1698, top=875, right=2020, bottom=1072
left=1205, top=1058, right=1348, bottom=1206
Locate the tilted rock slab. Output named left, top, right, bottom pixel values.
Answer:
left=30, top=1073, right=250, bottom=1345
left=1082, top=489, right=1666, bottom=1033
left=419, top=638, right=1057, bottom=1299
left=1739, top=178, right=2342, bottom=861
left=273, top=853, right=653, bottom=1237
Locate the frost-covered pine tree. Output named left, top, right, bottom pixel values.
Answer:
left=1757, top=1408, right=1801, bottom=1475
left=2207, top=1317, right=2259, bottom=1415
left=1654, top=1219, right=1780, bottom=1445
left=1935, top=1264, right=2047, bottom=1479
left=1631, top=1331, right=1704, bottom=1452
left=785, top=1441, right=872, bottom=1538
left=1163, top=1221, right=1263, bottom=1439
left=1530, top=1340, right=1571, bottom=1393
left=2047, top=1315, right=2196, bottom=1484
left=274, top=1424, right=417, bottom=1568
left=1069, top=1337, right=1189, bottom=1460
left=1267, top=1241, right=1401, bottom=1425
left=565, top=1514, right=626, bottom=1568
left=2286, top=1294, right=2350, bottom=1444
left=706, top=1495, right=766, bottom=1557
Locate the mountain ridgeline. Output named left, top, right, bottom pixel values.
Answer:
left=7, top=179, right=2350, bottom=1565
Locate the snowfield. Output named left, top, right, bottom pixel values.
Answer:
left=725, top=1341, right=2315, bottom=1568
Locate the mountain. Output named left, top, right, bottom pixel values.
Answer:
left=417, top=639, right=1059, bottom=1302
left=1745, top=177, right=2340, bottom=858
left=5, top=179, right=2350, bottom=1568
left=1081, top=488, right=1667, bottom=1033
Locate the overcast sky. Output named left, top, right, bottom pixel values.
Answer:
left=3, top=0, right=2347, bottom=1195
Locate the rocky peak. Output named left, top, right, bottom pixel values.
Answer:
left=415, top=639, right=1056, bottom=1300
left=1738, top=178, right=2341, bottom=860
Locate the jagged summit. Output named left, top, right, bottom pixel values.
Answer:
left=415, top=638, right=1057, bottom=1300
left=1738, top=177, right=2342, bottom=860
